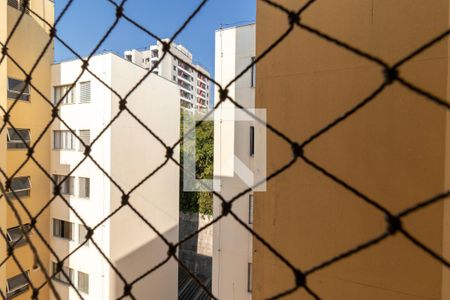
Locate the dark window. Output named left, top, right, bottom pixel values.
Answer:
left=52, top=218, right=74, bottom=240
left=6, top=271, right=30, bottom=299
left=53, top=175, right=75, bottom=195
left=52, top=262, right=74, bottom=285
left=8, top=78, right=30, bottom=101
left=247, top=263, right=252, bottom=292
left=7, top=176, right=31, bottom=199
left=250, top=57, right=256, bottom=87
left=6, top=224, right=31, bottom=248
left=250, top=126, right=255, bottom=156
left=248, top=195, right=253, bottom=224
left=7, top=128, right=30, bottom=149
left=7, top=0, right=19, bottom=9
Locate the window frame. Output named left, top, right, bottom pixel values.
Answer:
left=78, top=224, right=90, bottom=246
left=78, top=130, right=91, bottom=152
left=7, top=128, right=31, bottom=149
left=7, top=78, right=30, bottom=101
left=77, top=271, right=89, bottom=294
left=6, top=224, right=31, bottom=248
left=53, top=175, right=75, bottom=196
left=250, top=126, right=255, bottom=157
left=6, top=271, right=30, bottom=299
left=52, top=218, right=74, bottom=241
left=247, top=262, right=252, bottom=293
left=53, top=85, right=75, bottom=105
left=53, top=130, right=76, bottom=151
left=78, top=177, right=90, bottom=199
left=248, top=194, right=254, bottom=224
left=250, top=56, right=256, bottom=87
left=52, top=262, right=74, bottom=285
left=7, top=176, right=31, bottom=199
left=79, top=81, right=91, bottom=104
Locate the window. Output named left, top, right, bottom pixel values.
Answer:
left=7, top=128, right=30, bottom=149
left=53, top=218, right=74, bottom=240
left=173, top=65, right=176, bottom=71
left=52, top=262, right=74, bottom=285
left=173, top=76, right=176, bottom=81
left=145, top=58, right=150, bottom=63
left=7, top=224, right=31, bottom=248
left=6, top=271, right=30, bottom=299
left=7, top=176, right=31, bottom=199
left=78, top=177, right=90, bottom=198
left=8, top=78, right=30, bottom=101
left=53, top=130, right=75, bottom=150
left=250, top=56, right=256, bottom=87
left=78, top=130, right=90, bottom=152
left=54, top=85, right=75, bottom=105
left=79, top=81, right=91, bottom=103
left=250, top=126, right=255, bottom=156
left=247, top=263, right=252, bottom=292
left=151, top=49, right=159, bottom=58
left=53, top=175, right=75, bottom=195
left=78, top=224, right=89, bottom=246
left=248, top=195, right=253, bottom=224
left=7, top=0, right=19, bottom=9
left=78, top=271, right=89, bottom=294
left=125, top=54, right=132, bottom=61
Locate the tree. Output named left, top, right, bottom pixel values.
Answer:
left=179, top=111, right=214, bottom=215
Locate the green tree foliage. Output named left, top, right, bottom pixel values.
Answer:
left=179, top=112, right=214, bottom=215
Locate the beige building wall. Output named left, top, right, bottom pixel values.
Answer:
left=0, top=0, right=7, bottom=292
left=5, top=1, right=54, bottom=299
left=255, top=1, right=449, bottom=299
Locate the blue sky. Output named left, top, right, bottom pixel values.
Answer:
left=55, top=0, right=256, bottom=104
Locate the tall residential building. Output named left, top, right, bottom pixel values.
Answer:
left=1, top=0, right=54, bottom=299
left=124, top=39, right=210, bottom=113
left=255, top=1, right=450, bottom=299
left=213, top=23, right=256, bottom=300
left=50, top=52, right=180, bottom=299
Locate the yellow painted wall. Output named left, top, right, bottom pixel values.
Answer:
left=0, top=0, right=8, bottom=293
left=255, top=1, right=449, bottom=299
left=5, top=1, right=54, bottom=299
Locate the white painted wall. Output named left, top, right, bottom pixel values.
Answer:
left=109, top=54, right=180, bottom=300
left=51, top=55, right=113, bottom=300
left=50, top=53, right=180, bottom=300
left=213, top=24, right=256, bottom=300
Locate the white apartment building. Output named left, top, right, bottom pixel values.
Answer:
left=213, top=24, right=256, bottom=300
left=124, top=39, right=210, bottom=113
left=50, top=52, right=180, bottom=300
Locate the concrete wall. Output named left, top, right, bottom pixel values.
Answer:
left=6, top=2, right=53, bottom=299
left=255, top=1, right=449, bottom=299
left=213, top=24, right=255, bottom=300
left=179, top=212, right=212, bottom=278
left=109, top=53, right=180, bottom=300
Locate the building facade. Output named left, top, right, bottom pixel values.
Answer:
left=50, top=53, right=180, bottom=299
left=254, top=1, right=450, bottom=299
left=212, top=23, right=256, bottom=300
left=124, top=39, right=210, bottom=113
left=1, top=0, right=54, bottom=299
